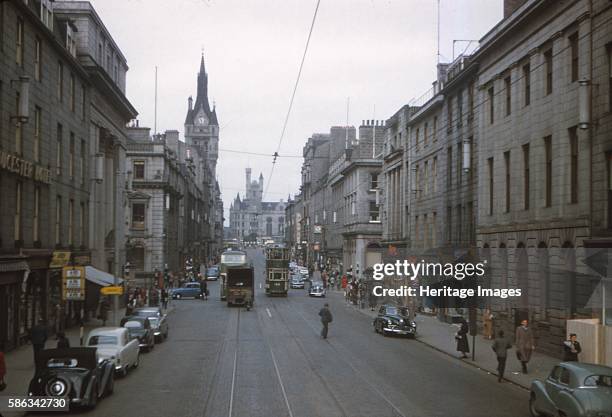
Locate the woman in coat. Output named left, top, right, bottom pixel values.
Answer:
left=515, top=319, right=535, bottom=373
left=456, top=319, right=470, bottom=358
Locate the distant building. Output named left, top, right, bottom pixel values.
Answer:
left=229, top=169, right=286, bottom=241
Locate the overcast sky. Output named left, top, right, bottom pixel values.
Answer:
left=90, top=0, right=503, bottom=223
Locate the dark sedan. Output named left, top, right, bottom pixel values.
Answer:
left=132, top=307, right=169, bottom=341
left=121, top=316, right=155, bottom=351
left=28, top=347, right=114, bottom=409
left=373, top=305, right=417, bottom=337
left=171, top=282, right=202, bottom=300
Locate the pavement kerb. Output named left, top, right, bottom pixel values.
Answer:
left=333, top=293, right=532, bottom=391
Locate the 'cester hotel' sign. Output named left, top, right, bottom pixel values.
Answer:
left=0, top=150, right=51, bottom=184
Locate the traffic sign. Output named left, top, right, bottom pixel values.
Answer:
left=62, top=266, right=85, bottom=301
left=100, top=286, right=124, bottom=295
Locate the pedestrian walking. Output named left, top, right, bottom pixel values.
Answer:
left=492, top=330, right=512, bottom=382
left=0, top=347, right=6, bottom=391
left=200, top=280, right=208, bottom=301
left=455, top=318, right=470, bottom=358
left=318, top=303, right=333, bottom=339
left=483, top=308, right=494, bottom=340
left=98, top=297, right=110, bottom=326
left=30, top=319, right=48, bottom=366
left=56, top=332, right=70, bottom=349
left=515, top=319, right=535, bottom=373
left=563, top=333, right=582, bottom=362
left=161, top=288, right=169, bottom=309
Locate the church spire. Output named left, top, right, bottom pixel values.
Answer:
left=195, top=53, right=210, bottom=114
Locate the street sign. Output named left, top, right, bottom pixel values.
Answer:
left=51, top=251, right=72, bottom=268
left=62, top=266, right=85, bottom=301
left=100, top=286, right=124, bottom=295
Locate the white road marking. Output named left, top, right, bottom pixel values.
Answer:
left=266, top=307, right=272, bottom=318
left=260, top=283, right=262, bottom=289
left=229, top=348, right=238, bottom=417
left=269, top=337, right=294, bottom=417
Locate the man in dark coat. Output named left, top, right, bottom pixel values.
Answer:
left=318, top=303, right=333, bottom=339
left=492, top=330, right=512, bottom=382
left=56, top=332, right=70, bottom=349
left=515, top=319, right=535, bottom=373
left=456, top=318, right=470, bottom=358
left=563, top=333, right=582, bottom=362
left=30, top=320, right=48, bottom=365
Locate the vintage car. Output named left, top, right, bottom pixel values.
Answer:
left=86, top=327, right=140, bottom=377
left=121, top=316, right=155, bottom=351
left=529, top=362, right=612, bottom=417
left=373, top=305, right=417, bottom=337
left=28, top=347, right=114, bottom=408
left=308, top=282, right=326, bottom=297
left=171, top=282, right=202, bottom=299
left=206, top=266, right=220, bottom=281
left=133, top=307, right=169, bottom=341
left=290, top=274, right=305, bottom=289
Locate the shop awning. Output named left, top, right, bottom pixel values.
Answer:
left=85, top=266, right=123, bottom=287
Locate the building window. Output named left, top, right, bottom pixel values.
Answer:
left=55, top=195, right=62, bottom=245
left=370, top=173, right=378, bottom=190
left=15, top=93, right=22, bottom=155
left=79, top=202, right=85, bottom=246
left=504, top=151, right=511, bottom=213
left=333, top=211, right=337, bottom=223
left=132, top=203, right=145, bottom=230
left=433, top=156, right=438, bottom=193
left=447, top=146, right=453, bottom=188
left=34, top=38, right=42, bottom=81
left=133, top=161, right=145, bottom=179
left=69, top=74, right=75, bottom=112
left=423, top=122, right=428, bottom=146
left=468, top=81, right=475, bottom=118
left=56, top=124, right=63, bottom=175
left=424, top=161, right=429, bottom=195
left=69, top=133, right=75, bottom=179
left=569, top=32, right=579, bottom=82
left=569, top=127, right=578, bottom=204
left=33, top=186, right=40, bottom=242
left=57, top=62, right=63, bottom=102
left=447, top=96, right=453, bottom=131
left=544, top=136, right=552, bottom=207
left=457, top=89, right=463, bottom=127
left=433, top=116, right=438, bottom=142
left=16, top=17, right=24, bottom=66
left=14, top=181, right=22, bottom=241
left=34, top=107, right=41, bottom=162
left=80, top=139, right=86, bottom=185
left=81, top=83, right=87, bottom=120
left=523, top=63, right=531, bottom=106
left=523, top=144, right=530, bottom=210
left=488, top=87, right=494, bottom=124
left=505, top=76, right=511, bottom=116
left=544, top=49, right=553, bottom=95
left=446, top=206, right=452, bottom=243
left=488, top=157, right=494, bottom=215
left=608, top=45, right=612, bottom=112
left=415, top=128, right=420, bottom=151
left=456, top=142, right=463, bottom=186
left=68, top=199, right=74, bottom=245
left=369, top=201, right=380, bottom=222
left=351, top=196, right=356, bottom=216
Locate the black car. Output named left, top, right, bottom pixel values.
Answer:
left=373, top=305, right=417, bottom=337
left=28, top=347, right=114, bottom=409
left=121, top=316, right=155, bottom=351
left=133, top=307, right=169, bottom=341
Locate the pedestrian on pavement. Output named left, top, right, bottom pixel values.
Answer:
left=56, top=332, right=70, bottom=349
left=318, top=303, right=333, bottom=339
left=161, top=288, right=169, bottom=309
left=483, top=308, right=494, bottom=340
left=30, top=319, right=48, bottom=366
left=563, top=333, right=582, bottom=362
left=492, top=330, right=512, bottom=382
left=98, top=297, right=110, bottom=326
left=200, top=280, right=208, bottom=301
left=455, top=318, right=470, bottom=359
left=515, top=319, right=535, bottom=373
left=0, top=346, right=6, bottom=391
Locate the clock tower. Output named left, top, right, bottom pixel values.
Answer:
left=184, top=53, right=219, bottom=174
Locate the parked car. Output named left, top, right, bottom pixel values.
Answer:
left=132, top=307, right=169, bottom=341
left=309, top=282, right=326, bottom=297
left=171, top=282, right=202, bottom=299
left=529, top=362, right=612, bottom=417
left=206, top=266, right=220, bottom=280
left=290, top=274, right=305, bottom=289
left=28, top=347, right=114, bottom=408
left=86, top=327, right=139, bottom=376
left=373, top=305, right=417, bottom=337
left=121, top=316, right=155, bottom=351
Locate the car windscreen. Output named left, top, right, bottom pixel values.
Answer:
left=207, top=268, right=218, bottom=275
left=134, top=310, right=160, bottom=317
left=147, top=317, right=159, bottom=326
left=584, top=375, right=612, bottom=387
left=88, top=335, right=118, bottom=345
left=124, top=320, right=144, bottom=329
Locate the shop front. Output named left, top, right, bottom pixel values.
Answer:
left=0, top=257, right=27, bottom=351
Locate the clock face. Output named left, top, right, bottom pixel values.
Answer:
left=196, top=114, right=208, bottom=126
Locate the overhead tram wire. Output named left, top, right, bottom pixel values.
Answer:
left=263, top=0, right=322, bottom=200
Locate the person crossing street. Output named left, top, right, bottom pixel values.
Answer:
left=318, top=303, right=333, bottom=339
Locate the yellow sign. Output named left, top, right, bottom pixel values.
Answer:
left=100, top=286, right=124, bottom=295
left=62, top=266, right=85, bottom=301
left=50, top=251, right=71, bottom=268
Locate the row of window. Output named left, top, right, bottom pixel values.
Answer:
left=10, top=179, right=87, bottom=247
left=487, top=127, right=579, bottom=215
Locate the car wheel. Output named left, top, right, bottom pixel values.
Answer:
left=133, top=354, right=140, bottom=369
left=105, top=372, right=114, bottom=397
left=528, top=393, right=541, bottom=417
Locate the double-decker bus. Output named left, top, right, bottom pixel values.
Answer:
left=265, top=247, right=290, bottom=296
left=219, top=250, right=249, bottom=301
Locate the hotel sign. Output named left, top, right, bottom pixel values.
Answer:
left=0, top=150, right=51, bottom=184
